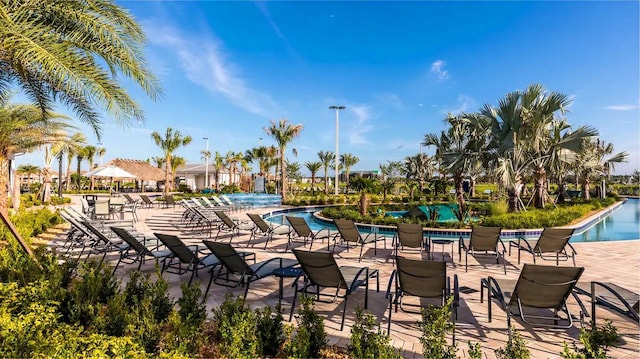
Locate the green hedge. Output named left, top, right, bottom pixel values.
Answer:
left=0, top=208, right=63, bottom=243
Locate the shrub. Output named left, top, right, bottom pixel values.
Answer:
left=561, top=320, right=619, bottom=359
left=256, top=305, right=286, bottom=357
left=211, top=294, right=259, bottom=358
left=418, top=296, right=457, bottom=359
left=468, top=341, right=483, bottom=359
left=495, top=327, right=530, bottom=359
left=0, top=208, right=63, bottom=242
left=348, top=307, right=400, bottom=359
left=160, top=283, right=206, bottom=355
left=285, top=296, right=327, bottom=358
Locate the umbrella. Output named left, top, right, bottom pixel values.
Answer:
left=84, top=165, right=137, bottom=195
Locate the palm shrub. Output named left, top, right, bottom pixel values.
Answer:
left=348, top=307, right=400, bottom=359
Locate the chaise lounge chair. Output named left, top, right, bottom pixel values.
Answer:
left=153, top=232, right=221, bottom=284
left=110, top=226, right=173, bottom=272
left=246, top=213, right=291, bottom=249
left=291, top=249, right=379, bottom=331
left=286, top=215, right=333, bottom=252
left=509, top=227, right=577, bottom=266
left=575, top=282, right=639, bottom=327
left=481, top=264, right=585, bottom=339
left=386, top=257, right=458, bottom=335
left=213, top=210, right=254, bottom=243
left=332, top=219, right=387, bottom=262
left=459, top=226, right=506, bottom=274
left=394, top=223, right=429, bottom=258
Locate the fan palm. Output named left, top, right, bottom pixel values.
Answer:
left=264, top=119, right=303, bottom=201
left=304, top=161, right=322, bottom=191
left=54, top=132, right=86, bottom=197
left=339, top=153, right=359, bottom=194
left=317, top=150, right=334, bottom=195
left=83, top=145, right=97, bottom=190
left=212, top=151, right=225, bottom=191
left=151, top=128, right=192, bottom=195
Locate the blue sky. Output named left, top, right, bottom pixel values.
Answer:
left=16, top=1, right=640, bottom=175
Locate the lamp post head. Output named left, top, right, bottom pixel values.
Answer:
left=329, top=105, right=346, bottom=110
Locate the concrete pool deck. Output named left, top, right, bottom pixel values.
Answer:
left=57, top=202, right=640, bottom=358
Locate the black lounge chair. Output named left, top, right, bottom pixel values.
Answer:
left=291, top=249, right=379, bottom=331
left=575, top=282, right=639, bottom=327
left=481, top=264, right=585, bottom=339
left=386, top=257, right=458, bottom=335
left=163, top=194, right=176, bottom=209
left=246, top=213, right=291, bottom=249
left=459, top=226, right=506, bottom=274
left=332, top=219, right=387, bottom=262
left=202, top=241, right=294, bottom=299
left=509, top=227, right=577, bottom=266
left=139, top=194, right=156, bottom=208
left=213, top=210, right=253, bottom=243
left=110, top=226, right=172, bottom=272
left=394, top=223, right=429, bottom=258
left=286, top=215, right=333, bottom=252
left=153, top=233, right=221, bottom=284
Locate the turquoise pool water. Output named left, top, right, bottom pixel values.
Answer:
left=265, top=198, right=640, bottom=242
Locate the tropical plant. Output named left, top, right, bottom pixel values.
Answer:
left=305, top=161, right=322, bottom=191
left=212, top=151, right=226, bottom=191
left=264, top=119, right=303, bottom=201
left=348, top=308, right=400, bottom=359
left=151, top=128, right=192, bottom=195
left=380, top=161, right=402, bottom=201
left=83, top=145, right=97, bottom=190
left=75, top=147, right=88, bottom=192
left=98, top=147, right=107, bottom=167
left=574, top=139, right=628, bottom=200
left=318, top=150, right=334, bottom=195
left=340, top=153, right=359, bottom=194
left=171, top=156, right=186, bottom=191
left=16, top=164, right=40, bottom=188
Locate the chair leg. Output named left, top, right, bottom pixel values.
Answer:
left=204, top=269, right=215, bottom=299
left=340, top=295, right=349, bottom=331
left=387, top=295, right=393, bottom=334
left=289, top=284, right=299, bottom=322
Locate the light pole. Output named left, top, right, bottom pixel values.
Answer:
left=329, top=105, right=345, bottom=195
left=259, top=137, right=263, bottom=146
left=203, top=137, right=209, bottom=189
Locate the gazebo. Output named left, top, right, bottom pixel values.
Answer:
left=106, top=158, right=166, bottom=192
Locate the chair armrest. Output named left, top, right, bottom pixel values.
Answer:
left=458, top=236, right=468, bottom=252
left=567, top=242, right=577, bottom=255
left=485, top=276, right=507, bottom=306
left=385, top=269, right=397, bottom=299
left=498, top=238, right=507, bottom=254
left=346, top=267, right=371, bottom=292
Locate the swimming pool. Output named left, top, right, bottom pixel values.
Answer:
left=264, top=198, right=640, bottom=242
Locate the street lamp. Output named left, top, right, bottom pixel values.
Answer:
left=259, top=137, right=263, bottom=146
left=329, top=105, right=345, bottom=195
left=203, top=137, right=209, bottom=189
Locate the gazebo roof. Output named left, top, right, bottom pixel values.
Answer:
left=107, top=158, right=165, bottom=181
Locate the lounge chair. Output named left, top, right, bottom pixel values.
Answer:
left=110, top=226, right=172, bottom=272
left=246, top=213, right=291, bottom=249
left=386, top=257, right=458, bottom=335
left=213, top=210, right=253, bottom=242
left=139, top=194, right=156, bottom=208
left=202, top=241, right=294, bottom=299
left=291, top=249, right=379, bottom=331
left=481, top=264, right=585, bottom=338
left=163, top=194, right=176, bottom=209
left=509, top=227, right=577, bottom=266
left=394, top=223, right=429, bottom=258
left=80, top=219, right=131, bottom=268
left=575, top=282, right=639, bottom=327
left=286, top=215, right=333, bottom=252
left=459, top=226, right=506, bottom=274
left=153, top=232, right=221, bottom=284
left=332, top=219, right=387, bottom=262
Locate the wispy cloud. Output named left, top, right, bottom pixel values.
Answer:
left=605, top=104, right=637, bottom=111
left=348, top=104, right=374, bottom=146
left=254, top=2, right=286, bottom=41
left=442, top=95, right=476, bottom=115
left=430, top=60, right=449, bottom=80
left=373, top=93, right=404, bottom=110
left=143, top=21, right=280, bottom=118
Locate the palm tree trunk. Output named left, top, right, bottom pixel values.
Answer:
left=324, top=169, right=329, bottom=195
left=533, top=166, right=546, bottom=209
left=0, top=155, right=10, bottom=216
left=164, top=156, right=170, bottom=195
left=360, top=192, right=368, bottom=216
left=280, top=150, right=287, bottom=200
left=38, top=167, right=52, bottom=203
left=454, top=170, right=465, bottom=208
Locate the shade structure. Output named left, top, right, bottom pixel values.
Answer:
left=84, top=165, right=137, bottom=179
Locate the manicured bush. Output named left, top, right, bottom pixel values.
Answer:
left=418, top=297, right=457, bottom=359
left=285, top=296, right=327, bottom=358
left=0, top=208, right=63, bottom=243
left=348, top=308, right=400, bottom=359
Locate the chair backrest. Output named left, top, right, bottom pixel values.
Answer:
left=396, top=257, right=447, bottom=298
left=333, top=219, right=362, bottom=244
left=94, top=201, right=110, bottom=216
left=396, top=223, right=425, bottom=249
left=469, top=226, right=502, bottom=251
left=511, top=264, right=584, bottom=310
left=80, top=198, right=91, bottom=212
left=535, top=228, right=575, bottom=253
left=139, top=194, right=153, bottom=205
left=202, top=240, right=251, bottom=275
left=165, top=194, right=175, bottom=205
left=81, top=220, right=112, bottom=246
left=111, top=227, right=147, bottom=254
left=287, top=216, right=312, bottom=237
left=292, top=249, right=346, bottom=289
left=123, top=194, right=136, bottom=203
left=247, top=213, right=270, bottom=233
left=153, top=233, right=196, bottom=264
left=214, top=210, right=236, bottom=229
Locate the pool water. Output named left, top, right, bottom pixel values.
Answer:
left=385, top=204, right=478, bottom=223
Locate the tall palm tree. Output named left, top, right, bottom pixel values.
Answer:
left=98, top=147, right=106, bottom=166
left=575, top=139, right=628, bottom=200
left=54, top=132, right=86, bottom=197
left=200, top=149, right=211, bottom=188
left=0, top=0, right=161, bottom=138
left=149, top=156, right=165, bottom=169
left=37, top=130, right=70, bottom=202
left=212, top=151, right=226, bottom=191
left=16, top=164, right=40, bottom=188
left=170, top=156, right=186, bottom=191
left=318, top=150, right=334, bottom=195
left=305, top=161, right=322, bottom=191
left=264, top=119, right=303, bottom=201
left=150, top=128, right=192, bottom=196
left=75, top=147, right=88, bottom=192
left=379, top=161, right=402, bottom=201
left=84, top=145, right=97, bottom=190
left=339, top=153, right=359, bottom=194
left=224, top=151, right=243, bottom=186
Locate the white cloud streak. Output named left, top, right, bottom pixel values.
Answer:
left=430, top=60, right=449, bottom=80
left=443, top=95, right=476, bottom=115
left=143, top=22, right=280, bottom=118
left=348, top=105, right=373, bottom=146
left=605, top=105, right=637, bottom=111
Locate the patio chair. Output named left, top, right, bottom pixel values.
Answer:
left=211, top=196, right=239, bottom=211
left=202, top=241, right=294, bottom=299
left=291, top=249, right=379, bottom=331
left=386, top=257, right=458, bottom=335
left=286, top=215, right=333, bottom=252
left=213, top=210, right=253, bottom=243
left=94, top=200, right=113, bottom=220
left=139, top=194, right=156, bottom=208
left=163, top=194, right=176, bottom=209
left=153, top=233, right=221, bottom=284
left=110, top=226, right=173, bottom=272
left=394, top=223, right=429, bottom=258
left=509, top=227, right=577, bottom=266
left=574, top=282, right=639, bottom=327
left=246, top=213, right=291, bottom=249
left=332, top=219, right=387, bottom=262
left=81, top=219, right=130, bottom=268
left=459, top=226, right=506, bottom=274
left=480, top=264, right=585, bottom=339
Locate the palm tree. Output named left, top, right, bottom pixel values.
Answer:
left=98, top=147, right=106, bottom=167
left=0, top=0, right=161, bottom=138
left=339, top=153, right=359, bottom=194
left=379, top=161, right=402, bottom=201
left=263, top=119, right=303, bottom=201
left=224, top=151, right=243, bottom=187
left=305, top=161, right=322, bottom=191
left=75, top=147, right=88, bottom=192
left=149, top=156, right=165, bottom=169
left=286, top=162, right=302, bottom=193
left=318, top=150, right=334, bottom=195
left=37, top=130, right=70, bottom=203
left=84, top=145, right=97, bottom=190
left=54, top=132, right=86, bottom=197
left=170, top=156, right=186, bottom=191
left=200, top=149, right=211, bottom=188
left=150, top=128, right=192, bottom=196
left=16, top=164, right=40, bottom=188
left=575, top=139, right=628, bottom=200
